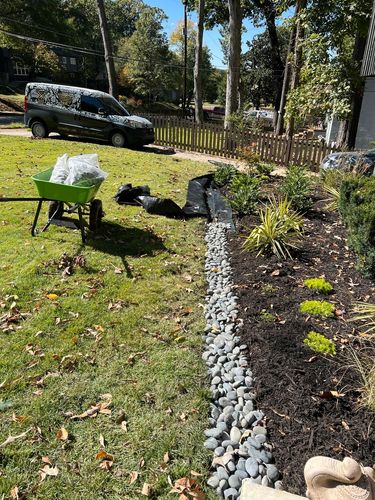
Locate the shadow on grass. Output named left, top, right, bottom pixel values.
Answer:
left=85, top=221, right=166, bottom=277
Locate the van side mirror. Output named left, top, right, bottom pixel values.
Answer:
left=98, top=108, right=107, bottom=116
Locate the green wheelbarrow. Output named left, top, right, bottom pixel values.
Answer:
left=0, top=168, right=105, bottom=243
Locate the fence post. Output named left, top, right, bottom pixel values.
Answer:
left=285, top=136, right=293, bottom=166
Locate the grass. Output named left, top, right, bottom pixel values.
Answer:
left=0, top=136, right=214, bottom=499
left=0, top=122, right=25, bottom=129
left=0, top=94, right=24, bottom=110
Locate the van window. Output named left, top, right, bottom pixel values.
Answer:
left=101, top=97, right=130, bottom=116
left=80, top=95, right=103, bottom=114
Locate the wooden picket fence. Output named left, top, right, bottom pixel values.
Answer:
left=140, top=114, right=341, bottom=171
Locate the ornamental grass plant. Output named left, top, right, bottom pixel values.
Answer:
left=242, top=197, right=304, bottom=259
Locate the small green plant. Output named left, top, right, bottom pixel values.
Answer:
left=213, top=164, right=237, bottom=187
left=300, top=300, right=335, bottom=318
left=351, top=302, right=375, bottom=335
left=261, top=283, right=277, bottom=293
left=304, top=277, right=333, bottom=295
left=229, top=174, right=260, bottom=215
left=259, top=311, right=276, bottom=322
left=303, top=331, right=336, bottom=356
left=243, top=197, right=304, bottom=259
left=255, top=162, right=274, bottom=178
left=280, top=165, right=313, bottom=212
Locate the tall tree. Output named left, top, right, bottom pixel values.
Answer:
left=118, top=7, right=172, bottom=100
left=96, top=0, right=118, bottom=98
left=194, top=0, right=205, bottom=124
left=225, top=0, right=242, bottom=129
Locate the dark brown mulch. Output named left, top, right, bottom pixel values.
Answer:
left=228, top=184, right=375, bottom=496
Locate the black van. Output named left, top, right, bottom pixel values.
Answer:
left=24, top=83, right=154, bottom=148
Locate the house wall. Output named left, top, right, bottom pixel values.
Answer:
left=355, top=77, right=375, bottom=150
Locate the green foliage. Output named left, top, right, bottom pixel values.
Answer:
left=304, top=277, right=333, bottom=295
left=213, top=163, right=237, bottom=187
left=280, top=165, right=313, bottom=212
left=238, top=145, right=261, bottom=166
left=256, top=163, right=274, bottom=177
left=303, top=331, right=336, bottom=356
left=259, top=311, right=276, bottom=322
left=261, top=283, right=277, bottom=293
left=300, top=300, right=335, bottom=318
left=339, top=176, right=375, bottom=277
left=229, top=174, right=261, bottom=215
left=243, top=198, right=304, bottom=259
left=118, top=7, right=173, bottom=98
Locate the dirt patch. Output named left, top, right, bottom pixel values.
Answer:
left=228, top=182, right=375, bottom=495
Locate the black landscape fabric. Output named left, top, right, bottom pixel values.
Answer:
left=114, top=173, right=234, bottom=227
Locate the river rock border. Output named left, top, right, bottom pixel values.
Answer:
left=203, top=222, right=282, bottom=499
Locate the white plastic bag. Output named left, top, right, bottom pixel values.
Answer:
left=50, top=153, right=70, bottom=183
left=65, top=154, right=107, bottom=186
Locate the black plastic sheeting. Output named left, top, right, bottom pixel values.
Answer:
left=114, top=173, right=234, bottom=229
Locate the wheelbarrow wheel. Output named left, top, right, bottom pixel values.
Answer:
left=48, top=201, right=63, bottom=220
left=89, top=199, right=104, bottom=231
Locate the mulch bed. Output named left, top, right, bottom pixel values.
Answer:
left=227, top=177, right=375, bottom=495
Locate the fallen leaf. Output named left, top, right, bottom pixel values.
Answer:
left=121, top=420, right=128, bottom=432
left=271, top=269, right=280, bottom=276
left=46, top=294, right=58, bottom=301
left=138, top=457, right=145, bottom=468
left=190, top=470, right=203, bottom=477
left=56, top=427, right=69, bottom=441
left=12, top=413, right=27, bottom=423
left=40, top=465, right=59, bottom=481
left=0, top=428, right=32, bottom=449
left=129, top=471, right=139, bottom=485
left=96, top=450, right=113, bottom=461
left=10, top=486, right=19, bottom=499
left=342, top=420, right=350, bottom=430
left=114, top=267, right=123, bottom=274
left=163, top=451, right=170, bottom=463
left=319, top=390, right=345, bottom=399
left=99, top=434, right=105, bottom=448
left=141, top=483, right=151, bottom=497
left=99, top=460, right=113, bottom=471
left=42, top=456, right=52, bottom=465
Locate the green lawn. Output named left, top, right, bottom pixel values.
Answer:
left=0, top=136, right=214, bottom=499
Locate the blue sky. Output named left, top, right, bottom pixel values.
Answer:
left=145, top=0, right=267, bottom=68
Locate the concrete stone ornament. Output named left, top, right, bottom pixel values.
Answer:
left=305, top=457, right=375, bottom=500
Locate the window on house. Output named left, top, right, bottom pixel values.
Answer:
left=70, top=57, right=76, bottom=65
left=61, top=56, right=67, bottom=64
left=14, top=61, right=29, bottom=76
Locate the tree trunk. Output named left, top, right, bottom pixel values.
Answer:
left=96, top=0, right=118, bottom=99
left=225, top=0, right=242, bottom=129
left=260, top=1, right=284, bottom=129
left=276, top=12, right=297, bottom=135
left=346, top=32, right=369, bottom=149
left=194, top=0, right=205, bottom=125
left=285, top=0, right=306, bottom=138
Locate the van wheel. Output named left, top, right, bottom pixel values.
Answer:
left=31, top=121, right=48, bottom=138
left=111, top=132, right=126, bottom=148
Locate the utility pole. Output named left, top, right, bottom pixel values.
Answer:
left=96, top=0, right=118, bottom=99
left=183, top=0, right=188, bottom=117
left=194, top=0, right=205, bottom=125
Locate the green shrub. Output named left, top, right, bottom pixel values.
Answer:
left=280, top=165, right=313, bottom=212
left=256, top=162, right=274, bottom=178
left=228, top=174, right=261, bottom=215
left=304, top=277, right=333, bottom=295
left=339, top=176, right=375, bottom=277
left=303, top=331, right=336, bottom=356
left=214, top=164, right=237, bottom=187
left=300, top=300, right=335, bottom=318
left=321, top=171, right=350, bottom=212
left=243, top=198, right=304, bottom=259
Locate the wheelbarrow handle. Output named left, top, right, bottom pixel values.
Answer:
left=0, top=197, right=44, bottom=202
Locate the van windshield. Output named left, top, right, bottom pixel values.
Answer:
left=102, top=97, right=130, bottom=117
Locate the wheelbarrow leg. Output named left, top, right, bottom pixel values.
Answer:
left=31, top=199, right=43, bottom=236
left=77, top=206, right=86, bottom=243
